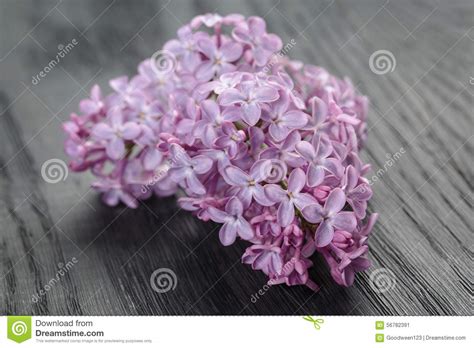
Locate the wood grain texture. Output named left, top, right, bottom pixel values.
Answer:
left=0, top=0, right=472, bottom=315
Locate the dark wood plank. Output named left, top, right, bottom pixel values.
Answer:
left=0, top=0, right=472, bottom=315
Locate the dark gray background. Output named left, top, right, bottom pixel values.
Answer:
left=0, top=0, right=472, bottom=315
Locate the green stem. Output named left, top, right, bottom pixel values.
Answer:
left=234, top=121, right=247, bottom=131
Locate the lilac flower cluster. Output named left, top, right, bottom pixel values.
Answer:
left=63, top=13, right=377, bottom=290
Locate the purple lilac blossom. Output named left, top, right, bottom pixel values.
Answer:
left=63, top=13, right=377, bottom=291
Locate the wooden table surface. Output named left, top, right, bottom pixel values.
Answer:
left=0, top=0, right=472, bottom=315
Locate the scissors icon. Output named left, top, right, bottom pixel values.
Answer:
left=303, top=316, right=324, bottom=330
